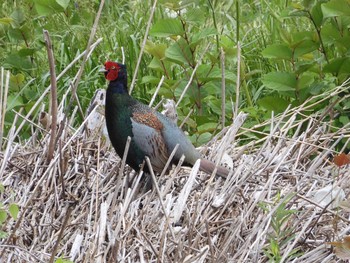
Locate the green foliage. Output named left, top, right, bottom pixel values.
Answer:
left=262, top=72, right=297, bottom=92
left=0, top=0, right=349, bottom=146
left=0, top=183, right=19, bottom=238
left=150, top=19, right=185, bottom=37
left=55, top=258, right=74, bottom=263
left=261, top=0, right=349, bottom=114
left=145, top=2, right=238, bottom=145
left=8, top=203, right=19, bottom=220
left=259, top=193, right=301, bottom=262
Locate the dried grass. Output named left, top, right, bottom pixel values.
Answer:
left=1, top=64, right=350, bottom=262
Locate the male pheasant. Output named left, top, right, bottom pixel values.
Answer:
left=102, top=61, right=230, bottom=178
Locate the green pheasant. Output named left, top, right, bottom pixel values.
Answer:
left=102, top=61, right=230, bottom=178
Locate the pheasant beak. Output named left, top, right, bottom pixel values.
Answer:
left=99, top=67, right=108, bottom=73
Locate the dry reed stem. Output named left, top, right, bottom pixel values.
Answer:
left=68, top=0, right=105, bottom=105
left=0, top=69, right=9, bottom=148
left=129, top=0, right=158, bottom=94
left=220, top=47, right=226, bottom=129
left=176, top=44, right=210, bottom=108
left=235, top=42, right=241, bottom=119
left=43, top=30, right=58, bottom=162
left=149, top=75, right=165, bottom=107
left=12, top=37, right=102, bottom=141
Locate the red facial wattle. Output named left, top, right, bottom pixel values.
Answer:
left=104, top=61, right=120, bottom=81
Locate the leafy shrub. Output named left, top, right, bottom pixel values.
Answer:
left=0, top=0, right=349, bottom=146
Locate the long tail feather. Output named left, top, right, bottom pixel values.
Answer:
left=199, top=158, right=230, bottom=179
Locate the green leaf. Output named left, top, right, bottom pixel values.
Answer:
left=293, top=40, right=319, bottom=58
left=148, top=57, right=165, bottom=71
left=0, top=184, right=4, bottom=193
left=197, top=122, right=218, bottom=134
left=9, top=204, right=19, bottom=220
left=220, top=36, right=237, bottom=57
left=295, top=61, right=316, bottom=75
left=141, top=75, right=160, bottom=85
left=7, top=27, right=29, bottom=41
left=290, top=30, right=315, bottom=45
left=190, top=27, right=217, bottom=47
left=11, top=8, right=25, bottom=27
left=0, top=231, right=8, bottom=238
left=258, top=96, right=290, bottom=113
left=262, top=44, right=293, bottom=60
left=202, top=95, right=224, bottom=115
left=33, top=0, right=64, bottom=16
left=297, top=72, right=315, bottom=90
left=339, top=115, right=350, bottom=126
left=303, top=0, right=316, bottom=9
left=197, top=64, right=236, bottom=83
left=321, top=0, right=350, bottom=18
left=262, top=72, right=297, bottom=92
left=180, top=115, right=197, bottom=129
left=7, top=94, right=24, bottom=111
left=18, top=48, right=36, bottom=57
left=202, top=82, right=222, bottom=96
left=54, top=258, right=74, bottom=263
left=144, top=41, right=167, bottom=59
left=310, top=2, right=324, bottom=28
left=320, top=23, right=340, bottom=45
left=165, top=38, right=192, bottom=65
left=150, top=18, right=185, bottom=37
left=324, top=58, right=350, bottom=75
left=148, top=57, right=171, bottom=74
left=10, top=73, right=25, bottom=87
left=185, top=8, right=205, bottom=24
left=291, top=2, right=304, bottom=9
left=280, top=7, right=306, bottom=18
left=196, top=132, right=212, bottom=145
left=0, top=210, right=7, bottom=224
left=4, top=53, right=34, bottom=71
left=309, top=81, right=335, bottom=96
left=56, top=0, right=70, bottom=9
left=24, top=87, right=40, bottom=101
left=0, top=17, right=13, bottom=25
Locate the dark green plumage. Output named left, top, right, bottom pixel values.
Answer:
left=105, top=85, right=146, bottom=171
left=102, top=61, right=230, bottom=178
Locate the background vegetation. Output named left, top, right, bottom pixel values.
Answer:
left=0, top=0, right=349, bottom=146
left=1, top=1, right=350, bottom=262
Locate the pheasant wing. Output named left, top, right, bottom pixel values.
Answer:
left=130, top=111, right=169, bottom=174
